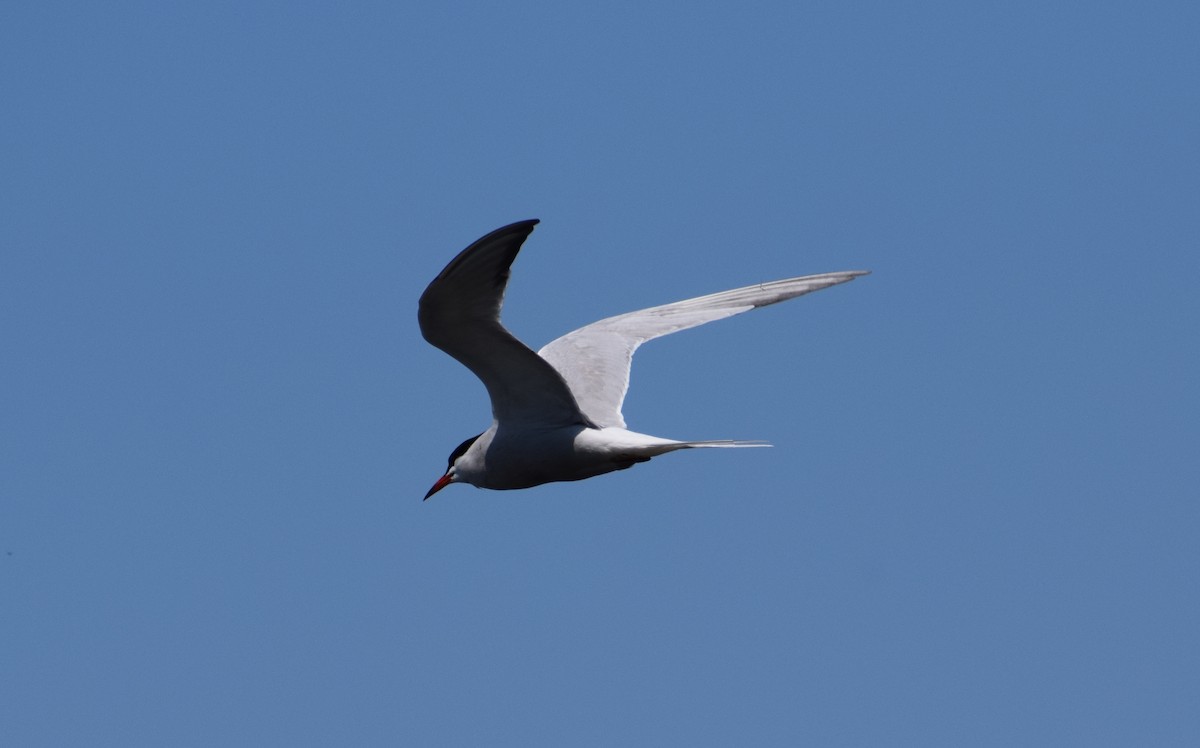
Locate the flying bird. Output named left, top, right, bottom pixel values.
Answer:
left=419, top=220, right=867, bottom=499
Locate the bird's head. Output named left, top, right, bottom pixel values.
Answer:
left=424, top=433, right=483, bottom=500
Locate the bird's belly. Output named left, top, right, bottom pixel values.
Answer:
left=477, top=426, right=678, bottom=490
left=478, top=429, right=609, bottom=489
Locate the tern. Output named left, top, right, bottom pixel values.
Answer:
left=420, top=220, right=867, bottom=499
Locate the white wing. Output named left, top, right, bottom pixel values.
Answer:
left=419, top=220, right=591, bottom=428
left=538, top=272, right=869, bottom=428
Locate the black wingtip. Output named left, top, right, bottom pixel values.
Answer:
left=483, top=218, right=539, bottom=237
left=463, top=218, right=539, bottom=250
left=424, top=219, right=541, bottom=292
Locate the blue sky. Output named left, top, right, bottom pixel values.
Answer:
left=2, top=2, right=1197, bottom=745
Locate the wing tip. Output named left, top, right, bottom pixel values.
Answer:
left=425, top=219, right=542, bottom=288
left=463, top=218, right=540, bottom=251
left=494, top=218, right=540, bottom=234
left=825, top=269, right=870, bottom=281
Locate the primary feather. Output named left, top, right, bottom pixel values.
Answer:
left=538, top=272, right=868, bottom=428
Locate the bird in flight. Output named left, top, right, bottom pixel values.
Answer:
left=419, top=220, right=867, bottom=499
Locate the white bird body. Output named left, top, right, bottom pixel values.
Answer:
left=419, top=219, right=866, bottom=499
left=451, top=424, right=759, bottom=491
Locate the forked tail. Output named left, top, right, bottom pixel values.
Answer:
left=676, top=440, right=772, bottom=448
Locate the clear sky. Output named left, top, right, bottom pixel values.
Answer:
left=2, top=2, right=1197, bottom=745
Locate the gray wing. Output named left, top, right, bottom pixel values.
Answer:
left=419, top=220, right=590, bottom=428
left=537, top=271, right=869, bottom=428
